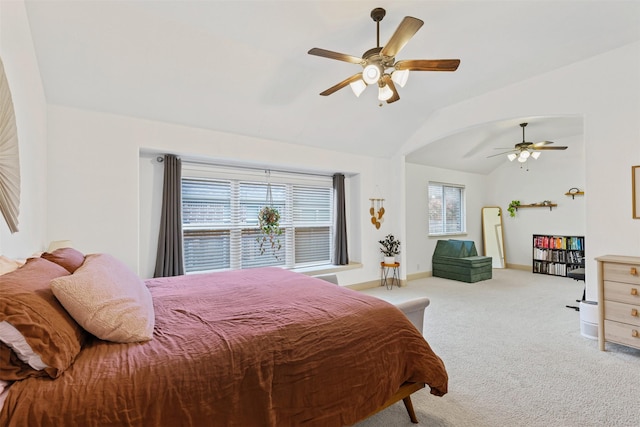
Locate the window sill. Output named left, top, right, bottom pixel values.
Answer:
left=185, top=262, right=362, bottom=277
left=291, top=262, right=362, bottom=277
left=429, top=232, right=468, bottom=238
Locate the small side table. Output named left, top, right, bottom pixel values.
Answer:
left=380, top=262, right=400, bottom=290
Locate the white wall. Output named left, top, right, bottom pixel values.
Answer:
left=404, top=163, right=488, bottom=275
left=0, top=1, right=48, bottom=257
left=47, top=105, right=401, bottom=284
left=402, top=42, right=640, bottom=299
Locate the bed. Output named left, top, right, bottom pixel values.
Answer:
left=0, top=249, right=447, bottom=426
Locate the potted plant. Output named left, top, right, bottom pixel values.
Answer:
left=257, top=206, right=283, bottom=260
left=379, top=234, right=401, bottom=264
left=507, top=200, right=521, bottom=217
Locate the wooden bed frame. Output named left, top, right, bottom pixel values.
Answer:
left=365, top=382, right=425, bottom=423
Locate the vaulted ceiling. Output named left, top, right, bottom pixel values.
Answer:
left=24, top=1, right=640, bottom=173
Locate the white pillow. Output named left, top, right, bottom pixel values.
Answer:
left=50, top=253, right=155, bottom=343
left=0, top=321, right=48, bottom=370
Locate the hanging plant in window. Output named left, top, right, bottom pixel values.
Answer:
left=257, top=171, right=283, bottom=260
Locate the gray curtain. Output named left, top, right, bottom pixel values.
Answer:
left=154, top=154, right=185, bottom=277
left=332, top=173, right=349, bottom=265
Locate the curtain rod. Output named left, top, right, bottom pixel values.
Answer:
left=156, top=155, right=336, bottom=179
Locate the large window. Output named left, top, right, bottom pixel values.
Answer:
left=181, top=165, right=333, bottom=273
left=428, top=182, right=466, bottom=235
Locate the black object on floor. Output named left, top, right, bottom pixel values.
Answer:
left=566, top=267, right=586, bottom=311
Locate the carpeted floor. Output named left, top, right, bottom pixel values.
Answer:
left=356, top=268, right=640, bottom=427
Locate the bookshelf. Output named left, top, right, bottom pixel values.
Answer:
left=532, top=234, right=585, bottom=277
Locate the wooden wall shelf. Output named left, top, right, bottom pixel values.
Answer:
left=565, top=191, right=584, bottom=199
left=515, top=203, right=557, bottom=211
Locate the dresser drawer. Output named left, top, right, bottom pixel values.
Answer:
left=603, top=320, right=640, bottom=349
left=603, top=281, right=640, bottom=304
left=604, top=300, right=640, bottom=326
left=603, top=262, right=640, bottom=285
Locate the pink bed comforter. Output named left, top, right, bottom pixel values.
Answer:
left=0, top=267, right=447, bottom=426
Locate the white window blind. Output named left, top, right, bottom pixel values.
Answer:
left=293, top=185, right=332, bottom=265
left=182, top=179, right=232, bottom=271
left=428, top=182, right=466, bottom=235
left=181, top=166, right=333, bottom=273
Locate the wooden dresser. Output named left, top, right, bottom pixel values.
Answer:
left=596, top=255, right=640, bottom=351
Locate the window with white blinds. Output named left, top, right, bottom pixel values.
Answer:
left=181, top=166, right=333, bottom=273
left=428, top=182, right=466, bottom=235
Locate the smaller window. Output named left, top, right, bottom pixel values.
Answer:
left=428, top=182, right=466, bottom=236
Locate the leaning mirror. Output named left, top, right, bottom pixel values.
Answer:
left=482, top=207, right=506, bottom=268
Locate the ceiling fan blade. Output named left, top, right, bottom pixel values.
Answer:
left=532, top=140, right=554, bottom=147
left=319, top=74, right=363, bottom=96
left=382, top=74, right=400, bottom=104
left=308, top=48, right=363, bottom=64
left=533, top=146, right=568, bottom=150
left=487, top=150, right=516, bottom=158
left=380, top=16, right=424, bottom=58
left=395, top=59, right=460, bottom=72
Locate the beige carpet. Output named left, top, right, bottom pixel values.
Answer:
left=356, top=268, right=640, bottom=427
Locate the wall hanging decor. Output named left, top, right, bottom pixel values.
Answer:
left=0, top=57, right=20, bottom=233
left=369, top=198, right=385, bottom=228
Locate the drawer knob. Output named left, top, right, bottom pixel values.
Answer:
left=632, top=288, right=639, bottom=296
left=633, top=309, right=639, bottom=317
left=633, top=330, right=639, bottom=338
left=631, top=267, right=638, bottom=275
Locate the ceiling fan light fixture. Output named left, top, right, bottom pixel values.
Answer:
left=520, top=150, right=530, bottom=160
left=531, top=151, right=541, bottom=159
left=363, top=64, right=382, bottom=85
left=349, top=79, right=367, bottom=97
left=391, top=69, right=410, bottom=87
left=378, top=84, right=393, bottom=101
left=517, top=156, right=527, bottom=163
left=507, top=153, right=517, bottom=162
